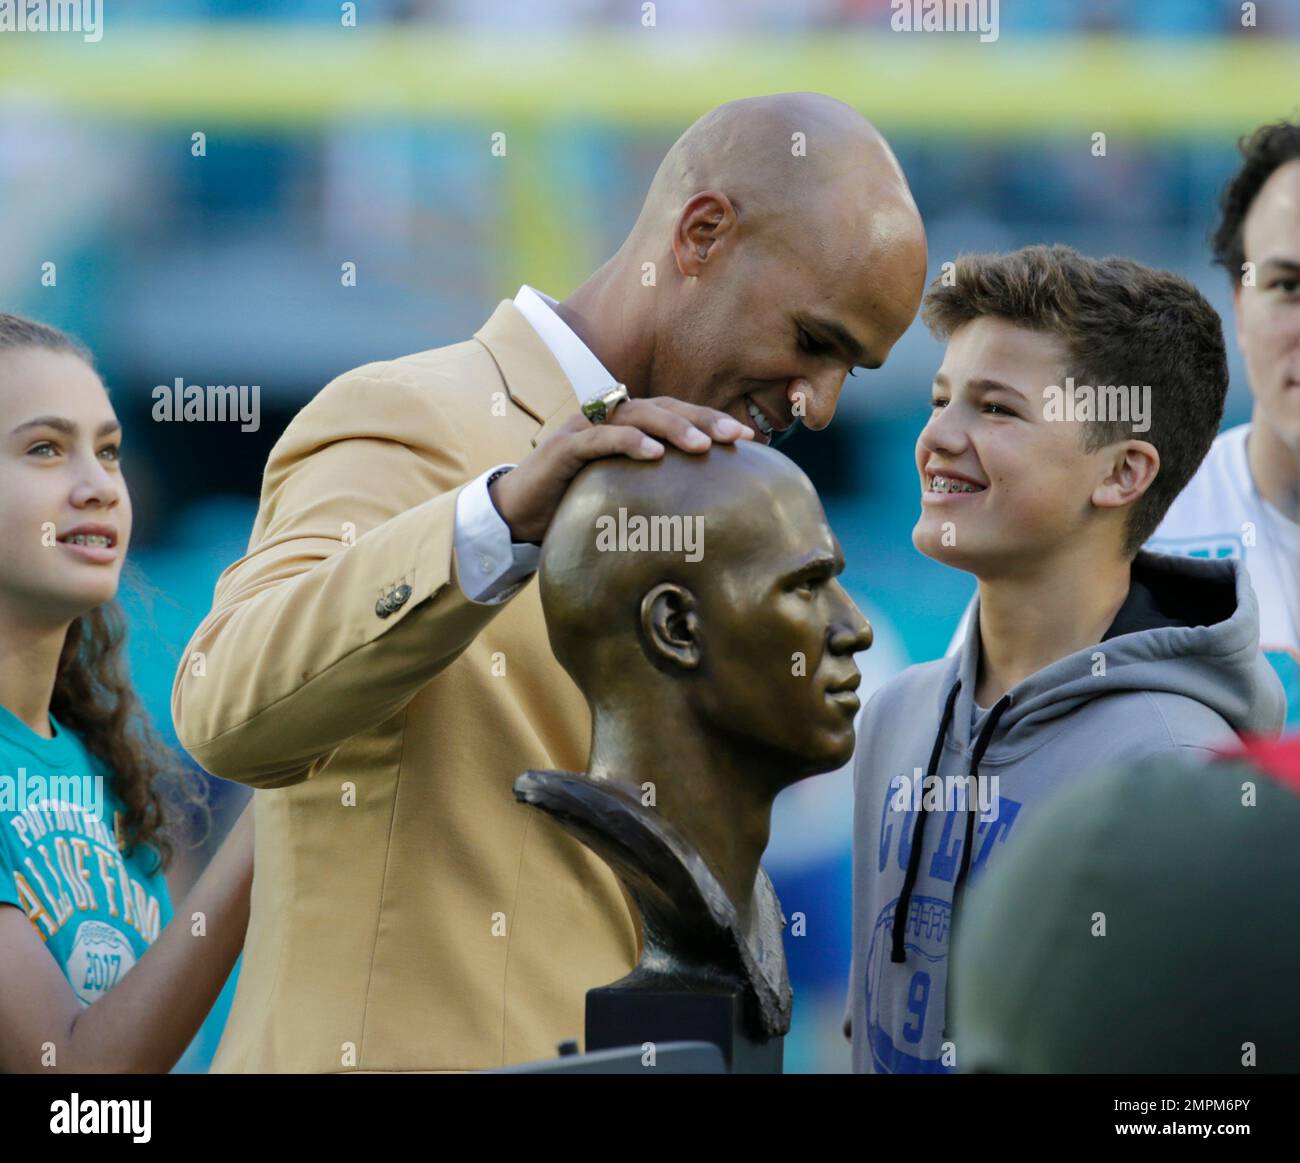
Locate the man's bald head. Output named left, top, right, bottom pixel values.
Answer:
left=634, top=92, right=917, bottom=243
left=591, top=92, right=927, bottom=439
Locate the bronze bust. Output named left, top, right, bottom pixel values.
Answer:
left=514, top=441, right=872, bottom=1054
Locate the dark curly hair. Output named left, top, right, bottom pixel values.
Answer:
left=1211, top=119, right=1300, bottom=279
left=1, top=313, right=208, bottom=873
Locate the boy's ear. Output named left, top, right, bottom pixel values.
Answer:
left=1092, top=440, right=1160, bottom=511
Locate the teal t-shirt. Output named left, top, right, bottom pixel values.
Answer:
left=0, top=703, right=174, bottom=1006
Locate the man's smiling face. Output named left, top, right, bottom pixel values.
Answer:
left=653, top=185, right=928, bottom=444
left=912, top=316, right=1123, bottom=578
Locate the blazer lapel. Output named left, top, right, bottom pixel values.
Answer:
left=528, top=394, right=581, bottom=448
left=474, top=300, right=582, bottom=445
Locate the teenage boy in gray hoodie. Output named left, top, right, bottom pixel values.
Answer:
left=846, top=244, right=1286, bottom=1075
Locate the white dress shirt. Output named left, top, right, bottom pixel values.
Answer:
left=453, top=285, right=617, bottom=604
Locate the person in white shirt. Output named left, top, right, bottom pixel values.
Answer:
left=1146, top=120, right=1299, bottom=726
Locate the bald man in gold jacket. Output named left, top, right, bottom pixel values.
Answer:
left=172, top=92, right=926, bottom=1071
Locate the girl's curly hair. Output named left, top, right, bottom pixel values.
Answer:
left=2, top=312, right=208, bottom=872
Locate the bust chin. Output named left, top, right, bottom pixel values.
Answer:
left=514, top=768, right=793, bottom=1038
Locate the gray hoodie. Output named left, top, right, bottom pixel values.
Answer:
left=846, top=551, right=1286, bottom=1074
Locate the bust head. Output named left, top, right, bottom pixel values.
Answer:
left=540, top=439, right=872, bottom=809
left=523, top=442, right=873, bottom=1035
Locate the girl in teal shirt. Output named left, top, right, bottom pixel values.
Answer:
left=0, top=313, right=253, bottom=1072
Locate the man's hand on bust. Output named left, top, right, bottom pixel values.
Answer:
left=488, top=396, right=752, bottom=544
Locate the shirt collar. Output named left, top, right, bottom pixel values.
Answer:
left=512, top=284, right=616, bottom=404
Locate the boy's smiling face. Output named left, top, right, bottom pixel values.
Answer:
left=912, top=315, right=1137, bottom=577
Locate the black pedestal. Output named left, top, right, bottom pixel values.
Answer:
left=586, top=986, right=783, bottom=1074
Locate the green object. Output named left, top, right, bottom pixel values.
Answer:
left=952, top=751, right=1300, bottom=1073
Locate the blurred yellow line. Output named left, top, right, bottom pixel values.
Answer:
left=0, top=28, right=1294, bottom=134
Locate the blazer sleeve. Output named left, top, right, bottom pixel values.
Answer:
left=171, top=364, right=518, bottom=789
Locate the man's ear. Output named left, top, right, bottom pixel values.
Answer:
left=1092, top=440, right=1160, bottom=511
left=640, top=582, right=701, bottom=671
left=672, top=191, right=737, bottom=278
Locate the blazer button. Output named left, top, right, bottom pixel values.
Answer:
left=375, top=584, right=412, bottom=619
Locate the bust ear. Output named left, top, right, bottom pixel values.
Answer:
left=640, top=582, right=701, bottom=671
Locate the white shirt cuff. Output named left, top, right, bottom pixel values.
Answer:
left=453, top=465, right=540, bottom=605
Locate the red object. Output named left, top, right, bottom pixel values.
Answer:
left=1216, top=734, right=1300, bottom=796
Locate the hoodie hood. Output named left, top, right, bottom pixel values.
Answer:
left=945, top=550, right=1284, bottom=752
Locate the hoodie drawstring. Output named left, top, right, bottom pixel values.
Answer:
left=952, top=694, right=1012, bottom=902
left=890, top=679, right=962, bottom=963
left=942, top=692, right=1011, bottom=1038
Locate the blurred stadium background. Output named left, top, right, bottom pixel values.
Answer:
left=1, top=0, right=1296, bottom=1073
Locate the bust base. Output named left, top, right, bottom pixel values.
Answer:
left=586, top=985, right=784, bottom=1074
